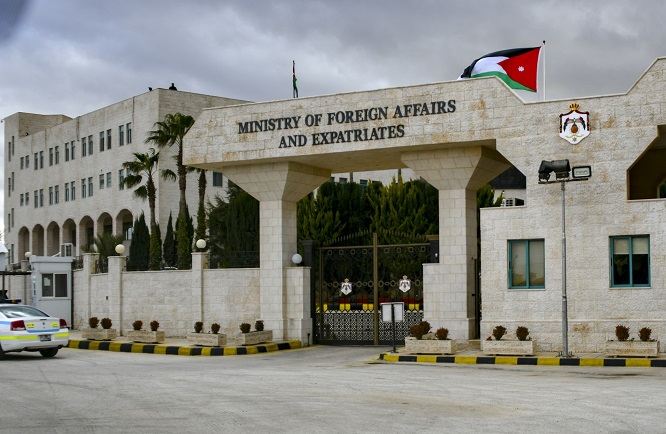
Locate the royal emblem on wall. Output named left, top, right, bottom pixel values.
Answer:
left=399, top=275, right=411, bottom=293
left=340, top=278, right=352, bottom=295
left=559, top=103, right=590, bottom=144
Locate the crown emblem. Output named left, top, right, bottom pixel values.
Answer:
left=569, top=103, right=580, bottom=111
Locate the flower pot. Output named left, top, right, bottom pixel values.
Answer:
left=187, top=332, right=227, bottom=347
left=482, top=339, right=536, bottom=356
left=82, top=328, right=117, bottom=341
left=236, top=330, right=273, bottom=346
left=127, top=330, right=165, bottom=344
left=605, top=340, right=659, bottom=358
left=405, top=337, right=457, bottom=355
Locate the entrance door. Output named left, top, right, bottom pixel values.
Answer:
left=313, top=230, right=430, bottom=345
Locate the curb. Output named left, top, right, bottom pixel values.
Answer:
left=67, top=339, right=302, bottom=356
left=379, top=353, right=666, bottom=368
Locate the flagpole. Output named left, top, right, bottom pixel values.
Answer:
left=542, top=40, right=546, bottom=101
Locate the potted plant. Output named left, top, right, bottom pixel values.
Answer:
left=405, top=322, right=457, bottom=355
left=482, top=325, right=535, bottom=356
left=605, top=325, right=659, bottom=358
left=127, top=319, right=165, bottom=343
left=82, top=316, right=118, bottom=341
left=236, top=320, right=273, bottom=346
left=187, top=321, right=227, bottom=347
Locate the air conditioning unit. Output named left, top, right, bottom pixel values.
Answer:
left=60, top=243, right=74, bottom=257
left=501, top=197, right=525, bottom=207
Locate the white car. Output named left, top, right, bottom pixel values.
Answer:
left=0, top=304, right=69, bottom=359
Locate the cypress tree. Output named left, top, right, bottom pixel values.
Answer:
left=129, top=212, right=150, bottom=271
left=194, top=201, right=207, bottom=251
left=149, top=224, right=162, bottom=271
left=176, top=212, right=191, bottom=269
left=162, top=213, right=176, bottom=267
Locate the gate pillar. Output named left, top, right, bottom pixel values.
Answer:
left=402, top=146, right=509, bottom=339
left=223, top=162, right=330, bottom=341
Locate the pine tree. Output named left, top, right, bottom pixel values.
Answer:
left=162, top=213, right=176, bottom=267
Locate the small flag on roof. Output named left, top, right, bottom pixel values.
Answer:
left=293, top=60, right=298, bottom=98
left=458, top=47, right=541, bottom=92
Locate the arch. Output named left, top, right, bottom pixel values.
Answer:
left=79, top=216, right=94, bottom=250
left=96, top=212, right=113, bottom=236
left=46, top=221, right=61, bottom=256
left=115, top=209, right=134, bottom=241
left=18, top=227, right=30, bottom=259
left=31, top=224, right=45, bottom=256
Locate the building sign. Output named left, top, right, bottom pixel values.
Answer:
left=237, top=100, right=456, bottom=148
left=559, top=103, right=590, bottom=144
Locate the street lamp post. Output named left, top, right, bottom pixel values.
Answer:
left=538, top=160, right=591, bottom=358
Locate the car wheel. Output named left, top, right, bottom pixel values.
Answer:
left=39, top=348, right=59, bottom=358
left=0, top=346, right=4, bottom=360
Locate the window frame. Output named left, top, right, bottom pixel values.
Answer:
left=508, top=239, right=546, bottom=290
left=610, top=235, right=651, bottom=288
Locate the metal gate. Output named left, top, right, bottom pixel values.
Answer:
left=313, top=230, right=431, bottom=345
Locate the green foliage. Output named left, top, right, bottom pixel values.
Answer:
left=129, top=213, right=150, bottom=271
left=149, top=224, right=162, bottom=271
left=162, top=213, right=176, bottom=267
left=194, top=201, right=207, bottom=251
left=176, top=212, right=191, bottom=269
left=82, top=232, right=124, bottom=260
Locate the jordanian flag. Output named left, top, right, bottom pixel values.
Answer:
left=458, top=47, right=541, bottom=92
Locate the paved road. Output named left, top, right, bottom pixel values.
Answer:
left=2, top=345, right=666, bottom=433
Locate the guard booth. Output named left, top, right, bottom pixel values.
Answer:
left=29, top=256, right=73, bottom=325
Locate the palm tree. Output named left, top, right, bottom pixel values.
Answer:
left=144, top=112, right=195, bottom=218
left=121, top=148, right=176, bottom=229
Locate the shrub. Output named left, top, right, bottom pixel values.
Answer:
left=638, top=327, right=652, bottom=342
left=150, top=320, right=160, bottom=332
left=410, top=321, right=431, bottom=340
left=435, top=327, right=449, bottom=340
left=255, top=320, right=264, bottom=332
left=492, top=325, right=507, bottom=341
left=194, top=321, right=204, bottom=333
left=88, top=317, right=100, bottom=329
left=420, top=321, right=432, bottom=335
left=240, top=323, right=251, bottom=333
left=615, top=324, right=630, bottom=341
left=100, top=318, right=113, bottom=330
left=211, top=323, right=221, bottom=334
left=132, top=320, right=143, bottom=331
left=516, top=326, right=530, bottom=341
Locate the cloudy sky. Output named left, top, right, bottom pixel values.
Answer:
left=1, top=0, right=665, bottom=235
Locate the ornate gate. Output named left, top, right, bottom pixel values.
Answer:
left=313, top=230, right=431, bottom=345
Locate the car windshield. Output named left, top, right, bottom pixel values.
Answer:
left=0, top=305, right=50, bottom=319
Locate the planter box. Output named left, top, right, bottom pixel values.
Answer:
left=483, top=339, right=536, bottom=356
left=605, top=340, right=659, bottom=358
left=127, top=330, right=165, bottom=344
left=236, top=330, right=273, bottom=346
left=405, top=337, right=457, bottom=355
left=82, top=328, right=117, bottom=341
left=187, top=332, right=227, bottom=347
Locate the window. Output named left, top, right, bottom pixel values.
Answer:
left=11, top=172, right=14, bottom=192
left=6, top=214, right=9, bottom=232
left=65, top=143, right=70, bottom=161
left=20, top=193, right=24, bottom=206
left=119, top=169, right=125, bottom=190
left=6, top=141, right=9, bottom=162
left=34, top=152, right=38, bottom=170
left=25, top=191, right=29, bottom=206
left=106, top=172, right=112, bottom=188
left=82, top=137, right=87, bottom=156
left=25, top=154, right=29, bottom=168
left=119, top=125, right=124, bottom=146
left=107, top=129, right=112, bottom=149
left=213, top=171, right=223, bottom=187
left=40, top=151, right=44, bottom=169
left=126, top=122, right=132, bottom=144
left=39, top=189, right=44, bottom=207
left=55, top=146, right=59, bottom=164
left=49, top=147, right=54, bottom=166
left=20, top=156, right=24, bottom=169
left=71, top=141, right=75, bottom=160
left=100, top=131, right=105, bottom=152
left=611, top=236, right=650, bottom=287
left=88, top=177, right=93, bottom=197
left=41, top=273, right=69, bottom=298
left=88, top=135, right=93, bottom=155
left=508, top=239, right=545, bottom=289
left=65, top=183, right=69, bottom=201
left=11, top=208, right=14, bottom=228
left=81, top=179, right=86, bottom=198
left=49, top=186, right=53, bottom=205
left=54, top=185, right=59, bottom=204
left=71, top=181, right=75, bottom=200
left=34, top=190, right=38, bottom=208
left=99, top=174, right=105, bottom=190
